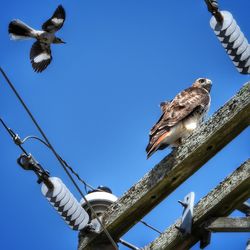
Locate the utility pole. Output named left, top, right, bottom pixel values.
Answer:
left=79, top=83, right=250, bottom=249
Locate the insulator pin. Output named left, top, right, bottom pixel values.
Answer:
left=210, top=11, right=250, bottom=74
left=41, top=177, right=89, bottom=231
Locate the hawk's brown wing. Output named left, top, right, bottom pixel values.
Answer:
left=149, top=101, right=171, bottom=137
left=160, top=101, right=171, bottom=113
left=157, top=86, right=210, bottom=129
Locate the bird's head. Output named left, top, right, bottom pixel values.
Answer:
left=53, top=37, right=66, bottom=44
left=193, top=78, right=212, bottom=92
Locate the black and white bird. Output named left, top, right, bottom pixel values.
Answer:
left=8, top=5, right=66, bottom=72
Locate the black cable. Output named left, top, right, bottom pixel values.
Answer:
left=0, top=118, right=28, bottom=156
left=20, top=135, right=97, bottom=194
left=1, top=116, right=162, bottom=243
left=2, top=115, right=162, bottom=246
left=19, top=135, right=91, bottom=193
left=1, top=115, right=163, bottom=239
left=22, top=135, right=50, bottom=147
left=140, top=220, right=162, bottom=234
left=0, top=67, right=118, bottom=249
left=19, top=134, right=109, bottom=194
left=118, top=239, right=140, bottom=250
left=57, top=156, right=92, bottom=194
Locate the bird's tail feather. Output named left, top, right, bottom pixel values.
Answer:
left=146, top=131, right=170, bottom=159
left=8, top=20, right=36, bottom=40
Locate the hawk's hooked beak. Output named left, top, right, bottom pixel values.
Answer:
left=205, top=79, right=212, bottom=92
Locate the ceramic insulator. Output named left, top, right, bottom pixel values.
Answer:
left=41, top=177, right=89, bottom=231
left=210, top=11, right=250, bottom=74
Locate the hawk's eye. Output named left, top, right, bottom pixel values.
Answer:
left=199, top=79, right=205, bottom=83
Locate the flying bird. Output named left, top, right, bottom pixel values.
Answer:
left=8, top=5, right=66, bottom=72
left=146, top=78, right=212, bottom=158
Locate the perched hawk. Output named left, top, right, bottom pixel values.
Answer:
left=8, top=5, right=66, bottom=72
left=146, top=78, right=212, bottom=158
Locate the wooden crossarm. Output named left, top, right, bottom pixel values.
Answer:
left=79, top=83, right=250, bottom=250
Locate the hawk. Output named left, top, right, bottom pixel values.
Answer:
left=146, top=78, right=212, bottom=158
left=8, top=5, right=66, bottom=73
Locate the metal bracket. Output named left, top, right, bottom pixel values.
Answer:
left=200, top=229, right=211, bottom=249
left=17, top=153, right=53, bottom=189
left=204, top=0, right=223, bottom=23
left=87, top=218, right=102, bottom=234
left=237, top=202, right=250, bottom=217
left=13, top=133, right=23, bottom=145
left=176, top=192, right=195, bottom=235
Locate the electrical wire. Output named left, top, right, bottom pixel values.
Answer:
left=139, top=220, right=162, bottom=234
left=0, top=118, right=29, bottom=156
left=17, top=134, right=102, bottom=194
left=0, top=67, right=118, bottom=250
left=1, top=117, right=162, bottom=248
left=22, top=135, right=50, bottom=147
left=118, top=239, right=140, bottom=250
left=0, top=67, right=162, bottom=246
left=1, top=118, right=162, bottom=241
left=9, top=132, right=115, bottom=195
left=19, top=135, right=163, bottom=234
left=56, top=155, right=95, bottom=194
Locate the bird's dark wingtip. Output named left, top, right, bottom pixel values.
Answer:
left=57, top=4, right=65, bottom=12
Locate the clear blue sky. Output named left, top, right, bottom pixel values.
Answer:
left=0, top=1, right=249, bottom=249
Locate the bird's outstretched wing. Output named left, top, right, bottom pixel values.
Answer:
left=146, top=86, right=210, bottom=157
left=42, top=5, right=66, bottom=33
left=30, top=41, right=52, bottom=72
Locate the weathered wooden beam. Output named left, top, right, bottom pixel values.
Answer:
left=205, top=217, right=250, bottom=232
left=144, top=159, right=250, bottom=250
left=78, top=83, right=250, bottom=249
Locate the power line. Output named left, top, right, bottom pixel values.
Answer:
left=118, top=239, right=140, bottom=250
left=1, top=116, right=163, bottom=240
left=1, top=116, right=162, bottom=246
left=3, top=128, right=115, bottom=195
left=0, top=67, right=118, bottom=250
left=140, top=220, right=162, bottom=234
left=0, top=118, right=29, bottom=156
left=0, top=67, right=161, bottom=247
left=13, top=134, right=102, bottom=194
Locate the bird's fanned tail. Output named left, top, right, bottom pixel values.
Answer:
left=8, top=19, right=36, bottom=40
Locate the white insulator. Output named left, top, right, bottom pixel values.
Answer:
left=210, top=11, right=250, bottom=74
left=41, top=177, right=89, bottom=231
left=80, top=191, right=118, bottom=219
